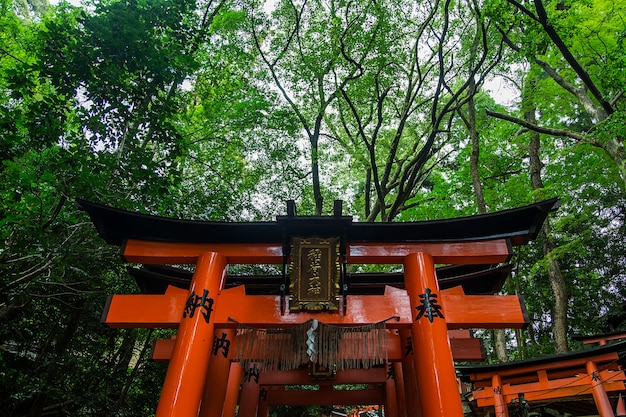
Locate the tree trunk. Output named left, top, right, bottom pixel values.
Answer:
left=116, top=330, right=153, bottom=411
left=466, top=80, right=509, bottom=362
left=524, top=67, right=569, bottom=354
left=467, top=87, right=486, bottom=214
left=537, top=220, right=569, bottom=353
left=507, top=260, right=528, bottom=359
left=28, top=305, right=84, bottom=417
left=310, top=138, right=323, bottom=216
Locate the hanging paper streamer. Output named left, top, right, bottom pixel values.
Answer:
left=306, top=319, right=319, bottom=362
left=232, top=318, right=388, bottom=373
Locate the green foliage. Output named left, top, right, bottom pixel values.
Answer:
left=0, top=0, right=302, bottom=414
left=0, top=0, right=625, bottom=413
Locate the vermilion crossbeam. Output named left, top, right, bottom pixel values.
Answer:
left=122, top=238, right=512, bottom=265
left=259, top=368, right=387, bottom=385
left=103, top=285, right=528, bottom=329
left=472, top=369, right=626, bottom=406
left=463, top=352, right=622, bottom=382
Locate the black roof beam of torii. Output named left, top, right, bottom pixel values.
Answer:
left=76, top=197, right=560, bottom=247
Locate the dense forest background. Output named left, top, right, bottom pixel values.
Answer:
left=1, top=0, right=625, bottom=415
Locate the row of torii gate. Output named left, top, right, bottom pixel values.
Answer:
left=79, top=198, right=626, bottom=417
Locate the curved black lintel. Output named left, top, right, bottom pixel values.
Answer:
left=76, top=198, right=560, bottom=247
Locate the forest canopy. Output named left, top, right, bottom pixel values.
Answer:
left=1, top=0, right=625, bottom=415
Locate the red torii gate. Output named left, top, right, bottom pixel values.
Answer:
left=78, top=198, right=559, bottom=417
left=458, top=340, right=626, bottom=417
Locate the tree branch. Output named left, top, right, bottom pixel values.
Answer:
left=531, top=0, right=614, bottom=116
left=535, top=58, right=607, bottom=122
left=504, top=0, right=540, bottom=22
left=486, top=109, right=588, bottom=141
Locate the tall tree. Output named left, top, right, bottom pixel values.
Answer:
left=523, top=64, right=569, bottom=353
left=251, top=0, right=505, bottom=220
left=0, top=0, right=301, bottom=415
left=486, top=0, right=626, bottom=187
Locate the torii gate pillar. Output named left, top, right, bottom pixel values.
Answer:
left=399, top=329, right=422, bottom=417
left=393, top=362, right=408, bottom=417
left=156, top=252, right=227, bottom=417
left=404, top=252, right=464, bottom=417
left=199, top=328, right=235, bottom=417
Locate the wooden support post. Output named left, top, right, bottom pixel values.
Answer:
left=199, top=328, right=235, bottom=417
left=399, top=329, right=422, bottom=417
left=586, top=360, right=616, bottom=417
left=257, top=386, right=269, bottom=417
left=385, top=373, right=399, bottom=417
left=222, top=363, right=243, bottom=417
left=404, top=252, right=464, bottom=417
left=617, top=393, right=626, bottom=417
left=238, top=363, right=261, bottom=417
left=156, top=252, right=227, bottom=417
left=393, top=362, right=408, bottom=417
left=492, top=374, right=508, bottom=417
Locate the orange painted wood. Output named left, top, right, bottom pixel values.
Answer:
left=151, top=337, right=176, bottom=362
left=473, top=369, right=626, bottom=406
left=449, top=337, right=485, bottom=361
left=222, top=363, right=242, bottom=417
left=616, top=393, right=626, bottom=416
left=393, top=363, right=408, bottom=417
left=442, top=293, right=528, bottom=329
left=257, top=389, right=269, bottom=417
left=448, top=329, right=472, bottom=338
left=587, top=360, right=616, bottom=417
left=267, top=386, right=385, bottom=406
left=124, top=240, right=284, bottom=264
left=155, top=252, right=227, bottom=417
left=150, top=331, right=484, bottom=362
left=347, top=240, right=511, bottom=264
left=214, top=285, right=410, bottom=327
left=122, top=238, right=511, bottom=265
left=237, top=363, right=260, bottom=417
left=404, top=252, right=464, bottom=417
left=492, top=374, right=508, bottom=417
left=399, top=330, right=422, bottom=417
left=385, top=374, right=399, bottom=417
left=259, top=368, right=387, bottom=385
left=471, top=364, right=623, bottom=388
left=199, top=328, right=235, bottom=417
left=104, top=284, right=527, bottom=330
left=579, top=332, right=626, bottom=345
left=464, top=352, right=622, bottom=383
left=102, top=285, right=188, bottom=328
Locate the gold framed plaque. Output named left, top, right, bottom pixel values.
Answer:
left=289, top=237, right=341, bottom=311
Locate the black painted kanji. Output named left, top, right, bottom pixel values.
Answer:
left=387, top=363, right=394, bottom=380
left=259, top=388, right=268, bottom=401
left=212, top=332, right=231, bottom=358
left=183, top=289, right=214, bottom=323
left=404, top=336, right=413, bottom=356
left=415, top=287, right=444, bottom=323
left=245, top=363, right=260, bottom=383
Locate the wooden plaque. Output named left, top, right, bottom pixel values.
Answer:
left=289, top=237, right=340, bottom=311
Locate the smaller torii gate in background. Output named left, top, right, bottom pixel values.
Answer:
left=78, top=198, right=559, bottom=417
left=458, top=340, right=626, bottom=417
